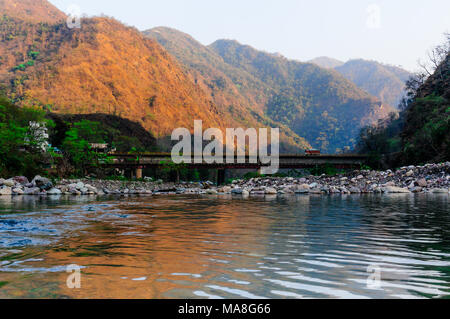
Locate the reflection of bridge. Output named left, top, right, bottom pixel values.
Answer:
left=103, top=153, right=368, bottom=183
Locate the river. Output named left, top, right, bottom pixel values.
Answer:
left=0, top=194, right=449, bottom=299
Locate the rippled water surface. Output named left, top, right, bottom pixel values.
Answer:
left=0, top=194, right=449, bottom=299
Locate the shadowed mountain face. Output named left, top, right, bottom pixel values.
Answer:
left=0, top=0, right=66, bottom=24
left=335, top=59, right=411, bottom=109
left=209, top=39, right=393, bottom=152
left=144, top=27, right=312, bottom=151
left=146, top=28, right=392, bottom=152
left=0, top=0, right=393, bottom=153
left=0, top=1, right=310, bottom=152
left=401, top=53, right=450, bottom=163
left=310, top=57, right=412, bottom=109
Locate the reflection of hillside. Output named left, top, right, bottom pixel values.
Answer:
left=36, top=196, right=276, bottom=298
left=1, top=195, right=449, bottom=298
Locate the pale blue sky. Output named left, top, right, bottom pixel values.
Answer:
left=50, top=0, right=450, bottom=71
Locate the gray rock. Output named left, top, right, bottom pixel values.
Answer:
left=431, top=188, right=449, bottom=194
left=417, top=178, right=428, bottom=187
left=231, top=188, right=243, bottom=194
left=265, top=187, right=277, bottom=195
left=294, top=184, right=310, bottom=194
left=32, top=176, right=53, bottom=190
left=13, top=176, right=29, bottom=185
left=75, top=182, right=85, bottom=190
left=47, top=188, right=62, bottom=195
left=384, top=186, right=411, bottom=194
left=349, top=187, right=361, bottom=194
left=3, top=179, right=15, bottom=187
left=24, top=187, right=40, bottom=195
left=12, top=188, right=24, bottom=195
left=0, top=187, right=12, bottom=196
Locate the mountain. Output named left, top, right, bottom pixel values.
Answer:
left=0, top=0, right=66, bottom=24
left=208, top=40, right=393, bottom=152
left=144, top=27, right=311, bottom=151
left=310, top=57, right=412, bottom=109
left=145, top=28, right=392, bottom=152
left=335, top=59, right=411, bottom=109
left=308, top=57, right=344, bottom=69
left=0, top=8, right=231, bottom=141
left=357, top=50, right=449, bottom=166
left=401, top=52, right=449, bottom=163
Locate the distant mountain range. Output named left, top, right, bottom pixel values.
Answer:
left=146, top=28, right=393, bottom=152
left=309, top=56, right=412, bottom=109
left=0, top=0, right=400, bottom=153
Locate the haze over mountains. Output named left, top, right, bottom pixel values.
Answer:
left=310, top=56, right=412, bottom=109
left=0, top=0, right=404, bottom=153
left=146, top=27, right=393, bottom=152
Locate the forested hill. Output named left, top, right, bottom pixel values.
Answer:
left=335, top=59, right=411, bottom=109
left=310, top=57, right=412, bottom=109
left=144, top=27, right=312, bottom=152
left=0, top=0, right=66, bottom=23
left=401, top=52, right=449, bottom=163
left=357, top=46, right=449, bottom=167
left=208, top=39, right=393, bottom=153
left=0, top=9, right=229, bottom=139
left=146, top=27, right=392, bottom=153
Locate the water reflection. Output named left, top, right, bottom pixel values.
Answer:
left=0, top=194, right=449, bottom=299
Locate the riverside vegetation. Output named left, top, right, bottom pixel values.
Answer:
left=0, top=162, right=449, bottom=197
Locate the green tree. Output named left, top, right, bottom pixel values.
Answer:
left=62, top=120, right=109, bottom=176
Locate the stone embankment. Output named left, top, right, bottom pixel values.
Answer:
left=0, top=162, right=449, bottom=197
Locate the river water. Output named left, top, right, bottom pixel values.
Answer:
left=0, top=194, right=449, bottom=299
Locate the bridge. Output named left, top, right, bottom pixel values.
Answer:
left=101, top=153, right=368, bottom=184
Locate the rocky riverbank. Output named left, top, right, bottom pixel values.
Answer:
left=0, top=162, right=449, bottom=197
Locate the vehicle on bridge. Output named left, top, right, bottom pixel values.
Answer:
left=305, top=149, right=321, bottom=155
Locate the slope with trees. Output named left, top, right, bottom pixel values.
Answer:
left=357, top=35, right=449, bottom=167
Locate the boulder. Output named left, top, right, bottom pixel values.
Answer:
left=431, top=188, right=449, bottom=194
left=85, top=184, right=98, bottom=194
left=13, top=176, right=29, bottom=185
left=75, top=182, right=85, bottom=190
left=295, top=184, right=310, bottom=194
left=265, top=187, right=277, bottom=195
left=231, top=188, right=243, bottom=195
left=32, top=176, right=53, bottom=190
left=0, top=187, right=12, bottom=196
left=384, top=186, right=411, bottom=193
left=3, top=179, right=15, bottom=187
left=349, top=187, right=361, bottom=194
left=47, top=188, right=62, bottom=195
left=218, top=186, right=231, bottom=193
left=417, top=178, right=428, bottom=187
left=24, top=187, right=40, bottom=195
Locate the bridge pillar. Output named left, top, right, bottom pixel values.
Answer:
left=136, top=167, right=143, bottom=180
left=217, top=169, right=226, bottom=185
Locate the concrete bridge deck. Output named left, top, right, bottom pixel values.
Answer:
left=103, top=153, right=367, bottom=170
